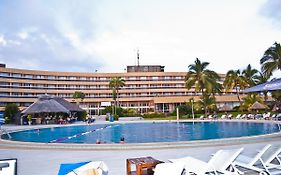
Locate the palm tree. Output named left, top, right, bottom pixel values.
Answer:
left=242, top=64, right=258, bottom=86
left=73, top=91, right=85, bottom=105
left=185, top=58, right=221, bottom=116
left=256, top=72, right=270, bottom=102
left=240, top=93, right=263, bottom=112
left=109, top=77, right=125, bottom=115
left=223, top=69, right=248, bottom=104
left=260, top=42, right=281, bottom=77
left=198, top=93, right=217, bottom=114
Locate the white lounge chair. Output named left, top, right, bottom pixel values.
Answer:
left=221, top=114, right=226, bottom=119
left=240, top=114, right=247, bottom=119
left=236, top=114, right=241, bottom=119
left=260, top=145, right=281, bottom=173
left=170, top=148, right=244, bottom=175
left=199, top=115, right=204, bottom=120
left=208, top=115, right=213, bottom=119
left=263, top=112, right=271, bottom=120
left=227, top=114, right=233, bottom=119
left=154, top=162, right=185, bottom=175
left=234, top=144, right=272, bottom=174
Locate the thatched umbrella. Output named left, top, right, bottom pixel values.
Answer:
left=21, top=95, right=70, bottom=115
left=219, top=105, right=233, bottom=112
left=249, top=101, right=268, bottom=110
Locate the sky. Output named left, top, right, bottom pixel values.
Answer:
left=0, top=0, right=281, bottom=74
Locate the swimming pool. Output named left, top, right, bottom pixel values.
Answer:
left=2, top=121, right=280, bottom=144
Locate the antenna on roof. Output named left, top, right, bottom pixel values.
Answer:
left=137, top=48, right=140, bottom=66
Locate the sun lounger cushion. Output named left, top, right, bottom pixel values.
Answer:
left=154, top=162, right=185, bottom=175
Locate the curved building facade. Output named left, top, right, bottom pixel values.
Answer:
left=0, top=64, right=241, bottom=115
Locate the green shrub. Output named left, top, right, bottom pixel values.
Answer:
left=76, top=110, right=87, bottom=121
left=4, top=103, right=19, bottom=124
left=143, top=113, right=166, bottom=118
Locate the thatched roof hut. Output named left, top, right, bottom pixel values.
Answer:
left=21, top=95, right=83, bottom=115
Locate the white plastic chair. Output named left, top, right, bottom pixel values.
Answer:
left=170, top=148, right=244, bottom=175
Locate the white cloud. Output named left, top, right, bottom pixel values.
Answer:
left=1, top=0, right=281, bottom=75
left=0, top=34, right=7, bottom=46
left=18, top=32, right=29, bottom=40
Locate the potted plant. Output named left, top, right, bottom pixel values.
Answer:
left=27, top=114, right=32, bottom=125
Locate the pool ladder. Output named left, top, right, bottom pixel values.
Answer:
left=0, top=129, right=12, bottom=139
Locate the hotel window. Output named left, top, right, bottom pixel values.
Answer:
left=69, top=77, right=76, bottom=80
left=36, top=75, right=45, bottom=79
left=0, top=72, right=9, bottom=77
left=12, top=73, right=21, bottom=78
left=12, top=92, right=21, bottom=96
left=140, top=84, right=148, bottom=88
left=0, top=82, right=9, bottom=86
left=164, top=76, right=170, bottom=80
left=80, top=77, right=87, bottom=80
left=100, top=77, right=107, bottom=81
left=140, top=77, right=147, bottom=80
left=48, top=85, right=56, bottom=88
left=12, top=83, right=21, bottom=87
left=152, top=76, right=158, bottom=80
left=48, top=76, right=55, bottom=80
left=24, top=74, right=33, bottom=78
left=0, top=92, right=9, bottom=96
left=129, top=77, right=136, bottom=80
left=58, top=76, right=67, bottom=80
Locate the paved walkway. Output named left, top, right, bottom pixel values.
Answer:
left=1, top=121, right=281, bottom=175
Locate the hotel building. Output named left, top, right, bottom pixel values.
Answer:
left=0, top=64, right=241, bottom=115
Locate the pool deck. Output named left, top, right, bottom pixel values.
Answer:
left=1, top=119, right=281, bottom=175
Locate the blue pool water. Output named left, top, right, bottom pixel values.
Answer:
left=2, top=122, right=280, bottom=144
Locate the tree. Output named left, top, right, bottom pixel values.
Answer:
left=185, top=58, right=221, bottom=116
left=72, top=91, right=85, bottom=105
left=240, top=94, right=263, bottom=111
left=242, top=64, right=259, bottom=86
left=4, top=103, right=19, bottom=124
left=256, top=72, right=270, bottom=102
left=260, top=42, right=281, bottom=77
left=223, top=69, right=248, bottom=104
left=109, top=77, right=125, bottom=115
left=198, top=93, right=217, bottom=114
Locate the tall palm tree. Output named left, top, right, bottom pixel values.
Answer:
left=256, top=72, right=270, bottom=102
left=223, top=70, right=248, bottom=104
left=260, top=42, right=281, bottom=77
left=109, top=77, right=125, bottom=115
left=242, top=64, right=258, bottom=86
left=185, top=58, right=221, bottom=116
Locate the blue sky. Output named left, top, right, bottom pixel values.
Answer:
left=0, top=0, right=280, bottom=74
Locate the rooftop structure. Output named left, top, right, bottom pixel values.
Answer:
left=126, top=65, right=165, bottom=72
